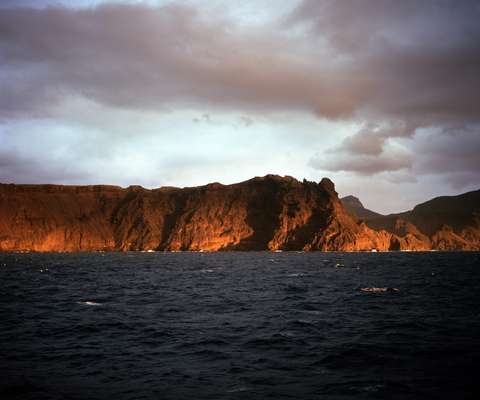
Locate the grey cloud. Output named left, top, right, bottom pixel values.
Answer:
left=0, top=0, right=479, bottom=184
left=333, top=122, right=409, bottom=156
left=0, top=3, right=367, bottom=119
left=288, top=1, right=480, bottom=51
left=442, top=171, right=480, bottom=190
left=0, top=147, right=92, bottom=184
left=311, top=124, right=480, bottom=188
left=1, top=1, right=479, bottom=124
left=413, top=127, right=480, bottom=174
left=287, top=0, right=480, bottom=125
left=309, top=147, right=413, bottom=175
left=382, top=171, right=417, bottom=185
left=290, top=0, right=480, bottom=178
left=411, top=126, right=480, bottom=188
left=338, top=130, right=385, bottom=156
left=309, top=122, right=413, bottom=176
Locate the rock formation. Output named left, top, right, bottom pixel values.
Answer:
left=0, top=176, right=478, bottom=252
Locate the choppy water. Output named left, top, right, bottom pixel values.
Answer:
left=1, top=252, right=480, bottom=400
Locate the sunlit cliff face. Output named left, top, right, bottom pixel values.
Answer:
left=0, top=0, right=479, bottom=214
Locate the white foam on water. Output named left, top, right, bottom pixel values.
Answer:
left=78, top=301, right=102, bottom=306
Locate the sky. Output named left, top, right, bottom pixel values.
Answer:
left=1, top=0, right=479, bottom=214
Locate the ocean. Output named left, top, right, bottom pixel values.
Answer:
left=1, top=252, right=479, bottom=399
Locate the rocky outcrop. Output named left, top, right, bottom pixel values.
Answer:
left=0, top=176, right=478, bottom=252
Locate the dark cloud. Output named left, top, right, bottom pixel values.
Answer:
left=0, top=3, right=367, bottom=119
left=1, top=1, right=479, bottom=123
left=288, top=1, right=480, bottom=115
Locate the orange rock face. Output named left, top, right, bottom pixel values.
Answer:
left=0, top=176, right=478, bottom=252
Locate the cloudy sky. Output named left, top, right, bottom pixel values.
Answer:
left=1, top=0, right=479, bottom=213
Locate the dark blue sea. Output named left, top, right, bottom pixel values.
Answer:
left=1, top=252, right=480, bottom=400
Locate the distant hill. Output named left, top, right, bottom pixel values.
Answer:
left=407, top=190, right=480, bottom=235
left=365, top=189, right=480, bottom=250
left=340, top=195, right=382, bottom=220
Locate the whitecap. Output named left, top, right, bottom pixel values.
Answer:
left=78, top=301, right=102, bottom=306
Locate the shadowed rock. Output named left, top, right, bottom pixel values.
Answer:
left=340, top=195, right=382, bottom=220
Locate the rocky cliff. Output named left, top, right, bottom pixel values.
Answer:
left=0, top=176, right=478, bottom=252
